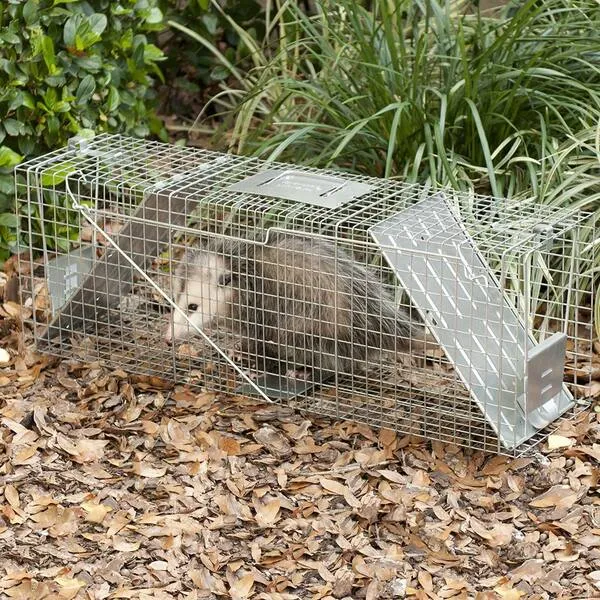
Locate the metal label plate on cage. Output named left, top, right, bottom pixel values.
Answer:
left=369, top=193, right=574, bottom=449
left=227, top=169, right=373, bottom=209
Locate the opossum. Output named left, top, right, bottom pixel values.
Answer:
left=164, top=233, right=421, bottom=379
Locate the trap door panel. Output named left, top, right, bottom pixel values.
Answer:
left=369, top=193, right=573, bottom=449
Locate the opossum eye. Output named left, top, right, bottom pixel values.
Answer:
left=187, top=303, right=198, bottom=312
left=217, top=272, right=232, bottom=286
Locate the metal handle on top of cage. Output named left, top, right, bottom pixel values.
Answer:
left=63, top=173, right=273, bottom=404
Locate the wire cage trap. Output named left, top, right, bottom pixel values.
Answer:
left=15, top=134, right=596, bottom=455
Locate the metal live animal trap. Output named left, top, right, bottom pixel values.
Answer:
left=15, top=134, right=596, bottom=454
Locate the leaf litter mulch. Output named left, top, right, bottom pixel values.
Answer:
left=0, top=313, right=599, bottom=599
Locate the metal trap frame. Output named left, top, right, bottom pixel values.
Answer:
left=15, top=134, right=596, bottom=454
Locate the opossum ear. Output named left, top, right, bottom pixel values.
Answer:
left=184, top=247, right=202, bottom=261
left=217, top=272, right=232, bottom=286
left=176, top=247, right=199, bottom=269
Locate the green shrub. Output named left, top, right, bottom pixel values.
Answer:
left=205, top=0, right=599, bottom=191
left=156, top=0, right=266, bottom=121
left=0, top=0, right=167, bottom=261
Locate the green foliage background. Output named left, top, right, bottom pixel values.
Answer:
left=159, top=0, right=265, bottom=99
left=0, top=0, right=166, bottom=260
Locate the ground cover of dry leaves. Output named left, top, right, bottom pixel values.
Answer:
left=1, top=313, right=600, bottom=600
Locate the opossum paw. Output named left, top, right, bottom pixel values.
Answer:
left=226, top=346, right=244, bottom=363
left=285, top=368, right=312, bottom=380
left=241, top=369, right=259, bottom=381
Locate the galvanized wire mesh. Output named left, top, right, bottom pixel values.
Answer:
left=15, top=134, right=596, bottom=455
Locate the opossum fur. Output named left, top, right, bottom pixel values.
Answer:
left=165, top=233, right=420, bottom=377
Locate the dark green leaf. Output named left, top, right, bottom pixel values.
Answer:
left=106, top=87, right=120, bottom=112
left=89, top=13, right=107, bottom=37
left=75, top=55, right=103, bottom=71
left=143, top=44, right=164, bottom=63
left=0, top=32, right=21, bottom=44
left=22, top=92, right=35, bottom=110
left=210, top=65, right=230, bottom=81
left=22, top=0, right=38, bottom=25
left=202, top=13, right=219, bottom=36
left=17, top=137, right=35, bottom=156
left=63, top=15, right=77, bottom=47
left=0, top=59, right=17, bottom=78
left=76, top=74, right=95, bottom=104
left=45, top=74, right=66, bottom=87
left=54, top=101, right=71, bottom=113
left=133, top=41, right=145, bottom=66
left=0, top=213, right=18, bottom=228
left=47, top=115, right=60, bottom=136
left=0, top=176, right=15, bottom=195
left=8, top=91, right=24, bottom=112
left=3, top=119, right=22, bottom=137
left=43, top=88, right=58, bottom=110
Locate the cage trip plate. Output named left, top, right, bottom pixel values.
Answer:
left=227, top=168, right=374, bottom=209
left=236, top=373, right=319, bottom=401
left=369, top=193, right=574, bottom=449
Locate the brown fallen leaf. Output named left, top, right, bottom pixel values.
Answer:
left=376, top=469, right=406, bottom=484
left=547, top=434, right=574, bottom=450
left=219, top=435, right=242, bottom=456
left=253, top=495, right=281, bottom=527
left=509, top=559, right=544, bottom=583
left=112, top=537, right=141, bottom=552
left=319, top=477, right=361, bottom=508
left=73, top=438, right=109, bottom=463
left=494, top=583, right=524, bottom=599
left=470, top=518, right=513, bottom=547
left=253, top=425, right=292, bottom=457
left=352, top=555, right=375, bottom=578
left=554, top=542, right=580, bottom=562
left=80, top=500, right=112, bottom=524
left=54, top=576, right=86, bottom=600
left=417, top=570, right=433, bottom=592
left=227, top=570, right=255, bottom=600
left=55, top=434, right=109, bottom=463
left=4, top=484, right=19, bottom=509
left=29, top=505, right=60, bottom=528
left=132, top=461, right=168, bottom=478
left=189, top=567, right=228, bottom=594
left=529, top=485, right=578, bottom=509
